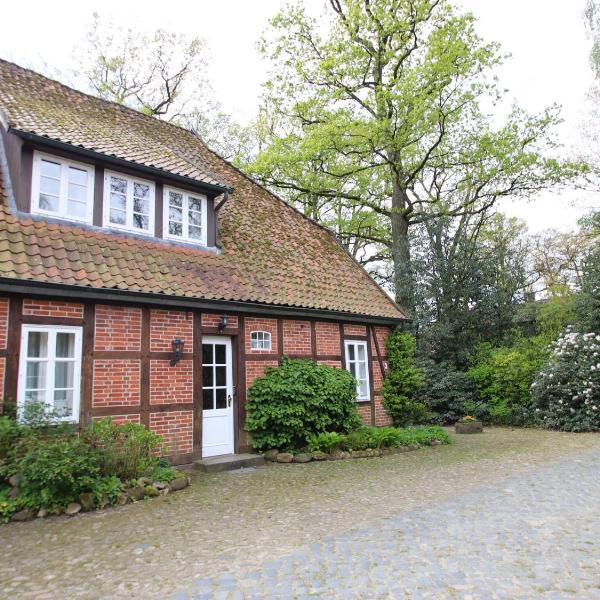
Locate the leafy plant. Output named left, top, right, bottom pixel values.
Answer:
left=148, top=464, right=178, bottom=483
left=245, top=358, right=362, bottom=451
left=90, top=475, right=123, bottom=507
left=382, top=332, right=427, bottom=426
left=308, top=432, right=345, bottom=453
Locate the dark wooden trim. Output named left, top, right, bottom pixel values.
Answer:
left=243, top=352, right=342, bottom=363
left=92, top=405, right=142, bottom=416
left=0, top=349, right=7, bottom=359
left=316, top=354, right=342, bottom=361
left=139, top=308, right=151, bottom=427
left=92, top=350, right=194, bottom=360
left=148, top=402, right=195, bottom=412
left=200, top=326, right=239, bottom=336
left=242, top=352, right=286, bottom=361
left=370, top=325, right=386, bottom=380
left=3, top=297, right=22, bottom=407
left=155, top=181, right=164, bottom=238
left=277, top=318, right=284, bottom=362
left=192, top=310, right=202, bottom=455
left=342, top=334, right=369, bottom=342
left=21, top=315, right=85, bottom=326
left=366, top=327, right=376, bottom=426
left=237, top=315, right=246, bottom=452
left=81, top=303, right=95, bottom=426
left=93, top=165, right=104, bottom=227
left=310, top=320, right=317, bottom=361
left=339, top=322, right=346, bottom=369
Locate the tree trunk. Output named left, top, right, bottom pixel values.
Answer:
left=390, top=181, right=413, bottom=314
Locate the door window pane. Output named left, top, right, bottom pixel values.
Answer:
left=215, top=366, right=226, bottom=386
left=215, top=388, right=227, bottom=409
left=202, top=388, right=213, bottom=411
left=202, top=366, right=213, bottom=387
left=215, top=345, right=226, bottom=365
left=202, top=344, right=213, bottom=365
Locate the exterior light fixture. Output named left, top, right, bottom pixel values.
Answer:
left=218, top=315, right=229, bottom=331
left=170, top=338, right=185, bottom=366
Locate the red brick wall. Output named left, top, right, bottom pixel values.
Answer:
left=344, top=323, right=367, bottom=337
left=92, top=360, right=141, bottom=406
left=150, top=359, right=193, bottom=404
left=246, top=360, right=279, bottom=387
left=201, top=313, right=238, bottom=329
left=94, top=305, right=142, bottom=351
left=150, top=309, right=194, bottom=352
left=357, top=403, right=371, bottom=426
left=372, top=359, right=384, bottom=393
left=282, top=319, right=311, bottom=355
left=374, top=396, right=393, bottom=426
left=317, top=360, right=342, bottom=368
left=315, top=322, right=340, bottom=355
left=93, top=414, right=140, bottom=425
left=245, top=317, right=278, bottom=354
left=371, top=326, right=390, bottom=358
left=150, top=410, right=193, bottom=455
left=22, top=299, right=83, bottom=319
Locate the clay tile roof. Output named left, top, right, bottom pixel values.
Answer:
left=0, top=59, right=405, bottom=322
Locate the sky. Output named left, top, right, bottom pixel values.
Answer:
left=0, top=0, right=597, bottom=233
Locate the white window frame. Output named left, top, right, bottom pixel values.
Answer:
left=31, top=151, right=95, bottom=224
left=17, top=325, right=83, bottom=423
left=344, top=340, right=371, bottom=402
left=163, top=186, right=208, bottom=245
left=103, top=170, right=155, bottom=235
left=250, top=331, right=272, bottom=351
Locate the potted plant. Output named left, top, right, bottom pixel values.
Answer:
left=455, top=415, right=483, bottom=434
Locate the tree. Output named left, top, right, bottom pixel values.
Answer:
left=247, top=0, right=582, bottom=312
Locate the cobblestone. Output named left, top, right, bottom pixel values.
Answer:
left=1, top=428, right=599, bottom=599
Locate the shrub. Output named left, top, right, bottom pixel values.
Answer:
left=148, top=464, right=178, bottom=483
left=531, top=328, right=600, bottom=431
left=418, top=360, right=476, bottom=424
left=341, top=425, right=450, bottom=451
left=245, top=358, right=362, bottom=451
left=90, top=475, right=124, bottom=507
left=382, top=332, right=427, bottom=426
left=308, top=432, right=345, bottom=453
left=82, top=418, right=164, bottom=480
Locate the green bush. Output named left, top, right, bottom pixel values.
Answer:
left=308, top=432, right=345, bottom=453
left=148, top=464, right=178, bottom=483
left=82, top=417, right=164, bottom=480
left=336, top=425, right=450, bottom=452
left=90, top=475, right=124, bottom=507
left=245, top=358, right=362, bottom=451
left=382, top=332, right=427, bottom=426
left=418, top=361, right=476, bottom=424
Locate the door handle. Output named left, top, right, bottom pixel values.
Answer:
left=227, top=395, right=232, bottom=407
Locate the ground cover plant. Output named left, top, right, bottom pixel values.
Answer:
left=0, top=407, right=182, bottom=523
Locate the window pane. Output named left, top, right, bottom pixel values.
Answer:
left=24, top=390, right=45, bottom=405
left=189, top=211, right=202, bottom=227
left=189, top=197, right=202, bottom=212
left=215, top=344, right=226, bottom=365
left=215, top=366, right=226, bottom=386
left=169, top=191, right=183, bottom=208
left=358, top=380, right=368, bottom=398
left=357, top=345, right=366, bottom=361
left=188, top=225, right=202, bottom=240
left=110, top=208, right=126, bottom=225
left=67, top=200, right=87, bottom=219
left=202, top=366, right=213, bottom=387
left=169, top=222, right=183, bottom=237
left=110, top=192, right=126, bottom=211
left=347, top=344, right=355, bottom=361
left=110, top=177, right=127, bottom=194
left=68, top=167, right=87, bottom=186
left=53, top=389, right=73, bottom=417
left=40, top=176, right=60, bottom=196
left=68, top=183, right=86, bottom=201
left=215, top=388, right=227, bottom=409
left=202, top=344, right=213, bottom=365
left=358, top=362, right=367, bottom=381
left=55, top=361, right=74, bottom=389
left=133, top=198, right=149, bottom=215
left=27, top=331, right=48, bottom=358
left=133, top=214, right=149, bottom=230
left=349, top=362, right=357, bottom=378
left=40, top=159, right=60, bottom=179
left=202, top=388, right=213, bottom=410
left=134, top=183, right=149, bottom=199
left=26, top=361, right=46, bottom=390
left=169, top=206, right=183, bottom=222
left=39, top=194, right=59, bottom=212
left=56, top=333, right=75, bottom=358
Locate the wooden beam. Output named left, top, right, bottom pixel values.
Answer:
left=140, top=307, right=150, bottom=427
left=81, top=303, right=95, bottom=425
left=3, top=297, right=22, bottom=409
left=192, top=310, right=203, bottom=455
left=310, top=320, right=317, bottom=361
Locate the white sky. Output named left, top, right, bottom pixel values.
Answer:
left=1, top=0, right=597, bottom=233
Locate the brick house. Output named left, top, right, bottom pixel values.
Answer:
left=0, top=60, right=406, bottom=463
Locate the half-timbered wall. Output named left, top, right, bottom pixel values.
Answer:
left=0, top=295, right=392, bottom=462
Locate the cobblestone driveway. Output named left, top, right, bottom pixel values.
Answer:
left=2, top=428, right=600, bottom=599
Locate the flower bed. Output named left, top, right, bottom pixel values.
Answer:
left=0, top=407, right=189, bottom=523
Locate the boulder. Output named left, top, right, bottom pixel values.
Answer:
left=137, top=477, right=153, bottom=487
left=144, top=485, right=160, bottom=497
left=153, top=481, right=168, bottom=490
left=79, top=493, right=95, bottom=511
left=263, top=449, right=279, bottom=462
left=169, top=477, right=188, bottom=491
left=350, top=450, right=368, bottom=458
left=117, top=493, right=130, bottom=505
left=339, top=451, right=351, bottom=460
left=65, top=502, right=82, bottom=516
left=430, top=439, right=442, bottom=446
left=293, top=453, right=311, bottom=463
left=276, top=453, right=294, bottom=463
left=311, top=451, right=328, bottom=461
left=127, top=485, right=146, bottom=501
left=11, top=509, right=34, bottom=522
left=36, top=508, right=48, bottom=519
left=455, top=421, right=483, bottom=434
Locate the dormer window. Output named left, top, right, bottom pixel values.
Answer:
left=250, top=331, right=272, bottom=351
left=163, top=187, right=207, bottom=245
left=104, top=171, right=155, bottom=235
left=31, top=152, right=94, bottom=223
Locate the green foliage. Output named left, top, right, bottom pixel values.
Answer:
left=148, top=464, right=178, bottom=483
left=245, top=358, right=362, bottom=451
left=0, top=488, right=22, bottom=523
left=90, top=475, right=124, bottom=507
left=82, top=417, right=164, bottom=480
left=467, top=336, right=549, bottom=425
left=532, top=329, right=600, bottom=431
left=418, top=361, right=476, bottom=424
left=338, top=425, right=450, bottom=451
left=308, top=432, right=345, bottom=453
left=382, top=332, right=427, bottom=426
left=576, top=247, right=600, bottom=333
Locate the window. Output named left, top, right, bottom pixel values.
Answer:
left=250, top=331, right=272, bottom=351
left=31, top=152, right=94, bottom=223
left=104, top=171, right=155, bottom=234
left=344, top=340, right=370, bottom=401
left=18, top=325, right=83, bottom=422
left=163, top=187, right=208, bottom=245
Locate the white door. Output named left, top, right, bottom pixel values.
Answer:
left=202, top=336, right=234, bottom=457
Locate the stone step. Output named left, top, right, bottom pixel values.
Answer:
left=193, top=453, right=265, bottom=473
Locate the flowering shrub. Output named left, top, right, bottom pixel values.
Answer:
left=531, top=328, right=600, bottom=431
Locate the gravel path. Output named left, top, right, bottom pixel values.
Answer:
left=1, top=428, right=599, bottom=599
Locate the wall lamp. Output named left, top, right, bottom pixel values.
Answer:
left=218, top=315, right=229, bottom=331
left=170, top=338, right=185, bottom=366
